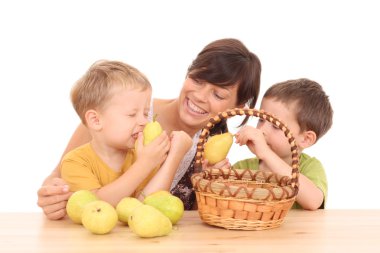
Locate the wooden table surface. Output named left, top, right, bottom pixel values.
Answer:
left=1, top=210, right=379, bottom=253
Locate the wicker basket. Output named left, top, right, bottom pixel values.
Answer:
left=191, top=108, right=300, bottom=230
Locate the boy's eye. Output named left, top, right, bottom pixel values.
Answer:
left=127, top=113, right=136, bottom=117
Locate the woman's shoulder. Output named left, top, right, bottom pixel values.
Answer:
left=153, top=98, right=175, bottom=107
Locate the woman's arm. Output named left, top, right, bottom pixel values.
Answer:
left=37, top=123, right=91, bottom=219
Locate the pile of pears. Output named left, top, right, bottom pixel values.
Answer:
left=66, top=190, right=184, bottom=237
left=117, top=190, right=184, bottom=238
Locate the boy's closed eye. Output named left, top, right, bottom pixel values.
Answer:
left=257, top=118, right=280, bottom=130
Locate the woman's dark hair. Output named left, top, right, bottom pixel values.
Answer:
left=187, top=38, right=261, bottom=127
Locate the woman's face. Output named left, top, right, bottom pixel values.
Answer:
left=178, top=77, right=240, bottom=130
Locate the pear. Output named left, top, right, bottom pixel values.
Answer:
left=143, top=191, right=184, bottom=224
left=81, top=200, right=118, bottom=235
left=204, top=132, right=233, bottom=164
left=116, top=197, right=143, bottom=224
left=128, top=205, right=172, bottom=238
left=66, top=190, right=99, bottom=224
left=143, top=114, right=163, bottom=145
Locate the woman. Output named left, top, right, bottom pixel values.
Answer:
left=37, top=38, right=262, bottom=219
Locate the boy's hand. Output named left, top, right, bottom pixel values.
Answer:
left=135, top=131, right=170, bottom=170
left=202, top=158, right=231, bottom=170
left=168, top=131, right=192, bottom=157
left=235, top=126, right=271, bottom=159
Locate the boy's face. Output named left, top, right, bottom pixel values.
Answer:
left=257, top=97, right=303, bottom=160
left=97, top=87, right=151, bottom=150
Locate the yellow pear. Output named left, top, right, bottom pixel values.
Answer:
left=116, top=197, right=143, bottom=225
left=81, top=200, right=118, bottom=235
left=204, top=132, right=233, bottom=164
left=143, top=114, right=163, bottom=145
left=66, top=190, right=99, bottom=224
left=128, top=205, right=172, bottom=238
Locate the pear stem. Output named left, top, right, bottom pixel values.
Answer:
left=153, top=114, right=158, bottom=122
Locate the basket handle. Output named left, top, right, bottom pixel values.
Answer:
left=194, top=108, right=299, bottom=193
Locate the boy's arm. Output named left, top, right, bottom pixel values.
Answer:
left=93, top=132, right=171, bottom=206
left=259, top=154, right=324, bottom=211
left=140, top=131, right=193, bottom=198
left=236, top=126, right=324, bottom=210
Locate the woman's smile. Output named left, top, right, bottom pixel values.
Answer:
left=185, top=98, right=208, bottom=116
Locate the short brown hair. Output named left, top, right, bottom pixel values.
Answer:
left=187, top=38, right=261, bottom=126
left=264, top=78, right=333, bottom=141
left=71, top=60, right=151, bottom=124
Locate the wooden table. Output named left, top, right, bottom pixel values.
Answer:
left=1, top=210, right=379, bottom=252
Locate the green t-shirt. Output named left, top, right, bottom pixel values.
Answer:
left=232, top=153, right=327, bottom=209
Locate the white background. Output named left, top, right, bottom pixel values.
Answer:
left=1, top=0, right=379, bottom=212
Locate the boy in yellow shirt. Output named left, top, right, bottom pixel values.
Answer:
left=60, top=60, right=192, bottom=206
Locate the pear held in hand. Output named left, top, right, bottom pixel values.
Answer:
left=204, top=132, right=233, bottom=164
left=143, top=114, right=163, bottom=145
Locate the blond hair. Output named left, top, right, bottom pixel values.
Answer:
left=71, top=60, right=151, bottom=124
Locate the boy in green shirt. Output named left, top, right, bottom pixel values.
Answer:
left=231, top=78, right=333, bottom=210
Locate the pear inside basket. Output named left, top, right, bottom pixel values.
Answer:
left=191, top=108, right=300, bottom=231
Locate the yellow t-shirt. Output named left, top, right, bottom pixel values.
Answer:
left=60, top=143, right=156, bottom=196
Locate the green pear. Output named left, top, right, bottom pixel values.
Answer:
left=66, top=190, right=99, bottom=224
left=143, top=114, right=163, bottom=145
left=143, top=190, right=184, bottom=224
left=116, top=197, right=143, bottom=225
left=128, top=205, right=172, bottom=238
left=204, top=132, right=233, bottom=164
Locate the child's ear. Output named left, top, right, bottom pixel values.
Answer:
left=298, top=130, right=317, bottom=149
left=85, top=109, right=102, bottom=131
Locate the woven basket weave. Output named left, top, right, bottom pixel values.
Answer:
left=191, top=108, right=300, bottom=230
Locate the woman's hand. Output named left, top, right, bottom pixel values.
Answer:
left=37, top=177, right=72, bottom=220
